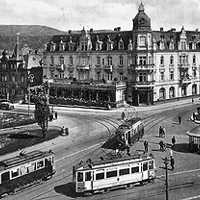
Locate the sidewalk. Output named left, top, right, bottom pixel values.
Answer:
left=14, top=97, right=198, bottom=114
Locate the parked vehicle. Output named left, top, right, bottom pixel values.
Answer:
left=73, top=154, right=155, bottom=195
left=0, top=102, right=14, bottom=110
left=0, top=150, right=55, bottom=197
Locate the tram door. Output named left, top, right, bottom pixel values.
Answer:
left=84, top=171, right=93, bottom=191
left=142, top=162, right=148, bottom=180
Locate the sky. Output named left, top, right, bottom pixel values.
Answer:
left=1, top=0, right=200, bottom=32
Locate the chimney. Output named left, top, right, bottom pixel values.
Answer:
left=160, top=27, right=164, bottom=32
left=196, top=28, right=199, bottom=32
left=68, top=30, right=72, bottom=34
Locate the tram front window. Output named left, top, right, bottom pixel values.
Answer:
left=77, top=172, right=83, bottom=182
left=143, top=162, right=148, bottom=171
left=149, top=160, right=154, bottom=170
left=85, top=171, right=91, bottom=181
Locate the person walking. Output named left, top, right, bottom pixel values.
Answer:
left=144, top=140, right=148, bottom=153
left=159, top=126, right=162, bottom=137
left=170, top=156, right=175, bottom=170
left=172, top=136, right=176, bottom=148
left=55, top=111, right=58, bottom=120
left=178, top=116, right=182, bottom=124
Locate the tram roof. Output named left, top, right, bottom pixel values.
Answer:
left=75, top=153, right=153, bottom=171
left=187, top=126, right=200, bottom=137
left=0, top=150, right=54, bottom=171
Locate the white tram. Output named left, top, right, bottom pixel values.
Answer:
left=73, top=154, right=155, bottom=194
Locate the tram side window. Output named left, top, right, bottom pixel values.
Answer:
left=37, top=160, right=44, bottom=169
left=149, top=161, right=154, bottom=170
left=1, top=171, right=10, bottom=182
left=85, top=171, right=92, bottom=181
left=77, top=172, right=83, bottom=182
left=11, top=168, right=19, bottom=178
left=106, top=170, right=117, bottom=178
left=131, top=166, right=139, bottom=173
left=143, top=162, right=148, bottom=171
left=28, top=162, right=36, bottom=173
left=96, top=172, right=104, bottom=180
left=119, top=168, right=130, bottom=176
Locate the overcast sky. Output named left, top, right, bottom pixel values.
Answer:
left=1, top=0, right=200, bottom=32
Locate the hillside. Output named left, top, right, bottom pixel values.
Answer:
left=0, top=25, right=66, bottom=51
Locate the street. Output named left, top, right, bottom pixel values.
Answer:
left=2, top=101, right=200, bottom=200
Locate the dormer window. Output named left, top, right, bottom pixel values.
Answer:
left=107, top=36, right=113, bottom=51
left=181, top=41, right=186, bottom=50
left=68, top=36, right=75, bottom=51
left=50, top=42, right=56, bottom=52
left=118, top=38, right=124, bottom=50
left=119, top=55, right=123, bottom=65
left=169, top=40, right=174, bottom=50
left=128, top=39, right=133, bottom=50
left=59, top=40, right=65, bottom=51
left=160, top=55, right=164, bottom=65
left=96, top=42, right=102, bottom=51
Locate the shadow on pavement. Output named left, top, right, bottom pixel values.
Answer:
left=54, top=182, right=81, bottom=198
left=173, top=143, right=190, bottom=153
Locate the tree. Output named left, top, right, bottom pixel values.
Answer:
left=34, top=93, right=50, bottom=138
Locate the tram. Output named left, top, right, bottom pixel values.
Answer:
left=102, top=118, right=144, bottom=150
left=73, top=153, right=155, bottom=194
left=0, top=150, right=55, bottom=197
left=187, top=126, right=200, bottom=153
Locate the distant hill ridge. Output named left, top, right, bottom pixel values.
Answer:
left=0, top=25, right=66, bottom=51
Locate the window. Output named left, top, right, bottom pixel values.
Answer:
left=160, top=72, right=164, bottom=81
left=107, top=73, right=113, bottom=80
left=169, top=87, right=175, bottom=98
left=97, top=56, right=101, bottom=65
left=106, top=170, right=117, bottom=178
left=140, top=36, right=146, bottom=46
left=119, top=56, right=123, bottom=65
left=107, top=56, right=112, bottom=65
left=119, top=168, right=130, bottom=176
left=160, top=56, right=164, bottom=65
left=193, top=69, right=197, bottom=78
left=50, top=56, right=54, bottom=65
left=118, top=40, right=124, bottom=50
left=85, top=171, right=91, bottom=181
left=149, top=161, right=154, bottom=170
left=77, top=172, right=83, bottom=182
left=170, top=71, right=174, bottom=80
left=143, top=162, right=148, bottom=171
left=1, top=172, right=10, bottom=182
left=131, top=166, right=139, bottom=173
left=69, top=56, right=73, bottom=65
left=37, top=160, right=44, bottom=169
left=102, top=58, right=104, bottom=65
left=11, top=168, right=20, bottom=178
left=139, top=72, right=147, bottom=82
left=28, top=162, right=36, bottom=173
left=96, top=172, right=104, bottom=180
left=12, top=75, right=15, bottom=82
left=60, top=56, right=64, bottom=65
left=193, top=55, right=196, bottom=64
left=181, top=41, right=186, bottom=50
left=139, top=56, right=146, bottom=65
left=119, top=73, right=123, bottom=81
left=170, top=55, right=174, bottom=65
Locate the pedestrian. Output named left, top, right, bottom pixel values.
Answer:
left=159, top=140, right=165, bottom=151
left=172, top=136, right=176, bottom=148
left=55, top=111, right=57, bottom=119
left=121, top=111, right=125, bottom=120
left=178, top=116, right=181, bottom=124
left=162, top=127, right=166, bottom=138
left=144, top=140, right=148, bottom=153
left=159, top=126, right=162, bottom=137
left=170, top=156, right=175, bottom=170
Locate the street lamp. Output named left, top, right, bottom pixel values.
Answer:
left=163, top=157, right=169, bottom=200
left=27, top=74, right=34, bottom=116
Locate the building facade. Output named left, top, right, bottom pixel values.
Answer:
left=43, top=3, right=200, bottom=106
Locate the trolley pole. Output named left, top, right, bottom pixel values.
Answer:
left=164, top=157, right=169, bottom=200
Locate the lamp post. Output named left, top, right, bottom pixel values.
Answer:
left=163, top=157, right=169, bottom=200
left=27, top=74, right=34, bottom=116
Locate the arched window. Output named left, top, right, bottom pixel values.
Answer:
left=118, top=39, right=124, bottom=50
left=170, top=55, right=174, bottom=65
left=119, top=55, right=123, bottom=65
left=50, top=55, right=54, bottom=65
left=192, top=84, right=197, bottom=95
left=181, top=86, right=187, bottom=96
left=169, top=87, right=175, bottom=98
left=160, top=55, right=164, bottom=65
left=159, top=88, right=166, bottom=100
left=69, top=56, right=73, bottom=65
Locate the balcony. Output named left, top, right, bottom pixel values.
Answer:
left=178, top=63, right=190, bottom=69
left=179, top=77, right=191, bottom=85
left=104, top=65, right=113, bottom=72
left=128, top=64, right=154, bottom=72
left=134, top=80, right=155, bottom=87
left=76, top=64, right=90, bottom=70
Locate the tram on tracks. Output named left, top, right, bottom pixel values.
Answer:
left=102, top=117, right=144, bottom=150
left=0, top=150, right=55, bottom=197
left=73, top=153, right=155, bottom=195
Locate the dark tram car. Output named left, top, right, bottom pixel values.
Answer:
left=0, top=150, right=55, bottom=197
left=102, top=118, right=144, bottom=150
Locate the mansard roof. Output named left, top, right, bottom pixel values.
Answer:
left=47, top=30, right=132, bottom=51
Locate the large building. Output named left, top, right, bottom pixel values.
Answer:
left=43, top=3, right=200, bottom=106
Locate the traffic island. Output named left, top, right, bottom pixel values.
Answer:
left=0, top=126, right=61, bottom=156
